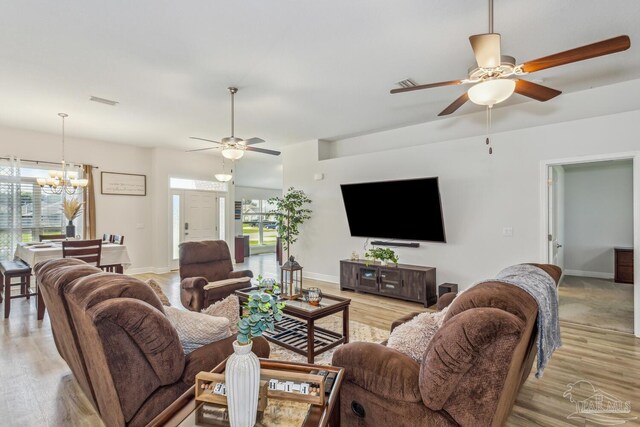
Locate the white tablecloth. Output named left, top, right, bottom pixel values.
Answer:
left=15, top=242, right=132, bottom=268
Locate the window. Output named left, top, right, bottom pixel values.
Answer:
left=169, top=177, right=228, bottom=192
left=0, top=161, right=83, bottom=259
left=242, top=199, right=277, bottom=247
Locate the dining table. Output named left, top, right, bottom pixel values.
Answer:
left=15, top=241, right=132, bottom=270
left=14, top=240, right=132, bottom=320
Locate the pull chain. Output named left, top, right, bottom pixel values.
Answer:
left=486, top=106, right=493, bottom=154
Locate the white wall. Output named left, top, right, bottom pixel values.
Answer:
left=283, top=103, right=640, bottom=288
left=563, top=161, right=633, bottom=277
left=0, top=125, right=230, bottom=272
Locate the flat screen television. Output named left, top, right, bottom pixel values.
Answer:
left=340, top=177, right=446, bottom=242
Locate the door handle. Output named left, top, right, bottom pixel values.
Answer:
left=556, top=243, right=563, bottom=248
left=184, top=222, right=189, bottom=230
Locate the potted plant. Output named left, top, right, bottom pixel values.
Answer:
left=62, top=198, right=83, bottom=238
left=365, top=247, right=399, bottom=266
left=226, top=286, right=285, bottom=427
left=269, top=187, right=312, bottom=260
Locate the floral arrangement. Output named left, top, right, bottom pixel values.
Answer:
left=237, top=284, right=285, bottom=345
left=62, top=198, right=83, bottom=221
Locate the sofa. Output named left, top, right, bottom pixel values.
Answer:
left=35, top=258, right=270, bottom=427
left=179, top=240, right=254, bottom=312
left=332, top=263, right=561, bottom=427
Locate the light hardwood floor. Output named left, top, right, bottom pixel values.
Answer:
left=1, top=259, right=639, bottom=426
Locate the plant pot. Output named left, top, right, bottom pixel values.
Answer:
left=66, top=221, right=75, bottom=238
left=225, top=340, right=260, bottom=427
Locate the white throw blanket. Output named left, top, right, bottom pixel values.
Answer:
left=471, top=264, right=561, bottom=378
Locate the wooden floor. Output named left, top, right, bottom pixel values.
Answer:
left=1, top=260, right=639, bottom=426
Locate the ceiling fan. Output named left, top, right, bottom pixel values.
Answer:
left=390, top=0, right=631, bottom=117
left=189, top=87, right=281, bottom=159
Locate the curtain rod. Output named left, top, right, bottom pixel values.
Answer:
left=0, top=156, right=99, bottom=169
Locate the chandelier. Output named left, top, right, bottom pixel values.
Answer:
left=36, top=113, right=88, bottom=195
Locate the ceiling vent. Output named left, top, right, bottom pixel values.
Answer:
left=396, top=78, right=417, bottom=88
left=89, top=96, right=119, bottom=106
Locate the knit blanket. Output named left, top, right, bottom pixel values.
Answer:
left=473, top=264, right=561, bottom=378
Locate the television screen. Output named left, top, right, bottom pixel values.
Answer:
left=340, top=177, right=446, bottom=242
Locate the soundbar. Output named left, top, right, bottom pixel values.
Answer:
left=371, top=240, right=420, bottom=248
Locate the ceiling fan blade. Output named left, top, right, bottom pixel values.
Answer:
left=520, top=35, right=630, bottom=73
left=514, top=79, right=562, bottom=102
left=189, top=136, right=223, bottom=145
left=438, top=92, right=469, bottom=116
left=469, top=33, right=502, bottom=68
left=244, top=137, right=265, bottom=146
left=245, top=146, right=281, bottom=156
left=187, top=147, right=217, bottom=153
left=390, top=80, right=464, bottom=94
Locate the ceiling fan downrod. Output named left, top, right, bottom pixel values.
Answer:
left=229, top=87, right=237, bottom=138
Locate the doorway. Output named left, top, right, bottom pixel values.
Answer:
left=542, top=153, right=639, bottom=336
left=170, top=189, right=226, bottom=270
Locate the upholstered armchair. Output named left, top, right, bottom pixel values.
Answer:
left=332, top=264, right=561, bottom=427
left=179, top=240, right=253, bottom=312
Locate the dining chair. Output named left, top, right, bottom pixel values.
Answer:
left=39, top=233, right=67, bottom=241
left=112, top=235, right=125, bottom=245
left=62, top=239, right=103, bottom=267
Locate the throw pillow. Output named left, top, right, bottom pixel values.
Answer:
left=201, top=295, right=241, bottom=334
left=145, top=278, right=171, bottom=306
left=387, top=307, right=449, bottom=363
left=164, top=306, right=231, bottom=354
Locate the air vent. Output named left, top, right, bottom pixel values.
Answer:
left=396, top=78, right=417, bottom=88
left=89, top=96, right=119, bottom=106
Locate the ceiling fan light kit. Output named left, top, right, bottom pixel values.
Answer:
left=468, top=78, right=515, bottom=107
left=222, top=147, right=245, bottom=160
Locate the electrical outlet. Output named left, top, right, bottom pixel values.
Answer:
left=502, top=227, right=513, bottom=237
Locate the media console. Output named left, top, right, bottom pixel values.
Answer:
left=339, top=259, right=436, bottom=307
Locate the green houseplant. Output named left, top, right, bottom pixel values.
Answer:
left=365, top=247, right=399, bottom=266
left=236, top=285, right=286, bottom=345
left=269, top=187, right=312, bottom=260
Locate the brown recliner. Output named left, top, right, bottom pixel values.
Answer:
left=179, top=240, right=253, bottom=311
left=35, top=258, right=270, bottom=427
left=332, top=264, right=561, bottom=427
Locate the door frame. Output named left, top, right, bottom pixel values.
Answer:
left=539, top=151, right=640, bottom=337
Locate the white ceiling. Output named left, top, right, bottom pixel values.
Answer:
left=0, top=0, right=638, bottom=152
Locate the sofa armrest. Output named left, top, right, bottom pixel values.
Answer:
left=436, top=292, right=457, bottom=311
left=332, top=342, right=422, bottom=402
left=181, top=277, right=208, bottom=290
left=181, top=335, right=270, bottom=385
left=390, top=312, right=422, bottom=334
left=229, top=270, right=253, bottom=279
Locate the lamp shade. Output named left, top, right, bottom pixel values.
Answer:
left=215, top=173, right=233, bottom=182
left=222, top=147, right=245, bottom=160
left=468, top=79, right=516, bottom=106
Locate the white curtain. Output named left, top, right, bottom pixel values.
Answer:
left=0, top=156, right=21, bottom=260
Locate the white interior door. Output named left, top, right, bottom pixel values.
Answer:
left=170, top=190, right=219, bottom=269
left=548, top=165, right=565, bottom=269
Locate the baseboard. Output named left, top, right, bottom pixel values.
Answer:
left=564, top=269, right=614, bottom=279
left=303, top=271, right=340, bottom=284
left=124, top=266, right=156, bottom=275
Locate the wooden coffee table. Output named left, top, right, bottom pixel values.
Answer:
left=148, top=359, right=344, bottom=427
left=236, top=288, right=351, bottom=363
